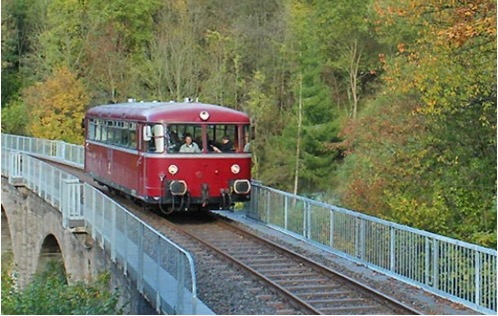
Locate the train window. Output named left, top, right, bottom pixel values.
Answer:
left=166, top=124, right=202, bottom=153
left=242, top=125, right=251, bottom=153
left=129, top=123, right=137, bottom=148
left=88, top=119, right=96, bottom=140
left=94, top=121, right=101, bottom=141
left=206, top=124, right=238, bottom=153
left=101, top=122, right=108, bottom=141
left=114, top=126, right=122, bottom=146
left=106, top=121, right=114, bottom=144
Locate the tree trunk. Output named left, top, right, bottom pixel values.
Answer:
left=348, top=40, right=362, bottom=119
left=293, top=71, right=303, bottom=196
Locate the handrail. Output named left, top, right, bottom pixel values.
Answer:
left=1, top=134, right=213, bottom=314
left=248, top=182, right=497, bottom=314
left=3, top=133, right=496, bottom=314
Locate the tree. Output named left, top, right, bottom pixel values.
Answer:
left=1, top=98, right=29, bottom=135
left=336, top=0, right=497, bottom=247
left=315, top=0, right=382, bottom=119
left=142, top=0, right=203, bottom=102
left=1, top=0, right=50, bottom=106
left=24, top=65, right=89, bottom=144
left=286, top=0, right=342, bottom=194
left=85, top=0, right=162, bottom=103
left=1, top=260, right=122, bottom=314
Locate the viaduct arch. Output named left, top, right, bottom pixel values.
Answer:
left=1, top=178, right=155, bottom=314
left=1, top=181, right=91, bottom=287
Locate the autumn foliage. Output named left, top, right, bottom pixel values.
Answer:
left=1, top=0, right=495, bottom=247
left=336, top=0, right=496, bottom=246
left=24, top=65, right=89, bottom=144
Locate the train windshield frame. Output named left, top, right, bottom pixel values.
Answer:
left=164, top=123, right=251, bottom=154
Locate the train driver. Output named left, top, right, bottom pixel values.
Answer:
left=179, top=133, right=201, bottom=153
left=243, top=133, right=251, bottom=152
left=211, top=135, right=234, bottom=153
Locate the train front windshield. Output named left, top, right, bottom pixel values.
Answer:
left=165, top=123, right=251, bottom=154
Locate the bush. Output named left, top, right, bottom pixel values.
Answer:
left=1, top=259, right=122, bottom=315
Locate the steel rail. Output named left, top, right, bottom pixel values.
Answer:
left=214, top=217, right=422, bottom=315
left=160, top=217, right=324, bottom=315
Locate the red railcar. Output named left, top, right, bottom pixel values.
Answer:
left=84, top=101, right=252, bottom=213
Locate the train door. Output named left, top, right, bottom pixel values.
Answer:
left=137, top=123, right=146, bottom=197
left=107, top=148, right=113, bottom=176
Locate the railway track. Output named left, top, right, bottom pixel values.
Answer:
left=40, top=158, right=420, bottom=314
left=163, top=214, right=420, bottom=315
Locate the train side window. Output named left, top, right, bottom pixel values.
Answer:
left=88, top=119, right=96, bottom=140
left=242, top=125, right=251, bottom=152
left=94, top=120, right=102, bottom=141
left=106, top=121, right=114, bottom=144
left=129, top=122, right=137, bottom=149
left=167, top=124, right=202, bottom=153
left=166, top=128, right=181, bottom=153
left=207, top=124, right=238, bottom=153
left=114, top=124, right=122, bottom=146
left=100, top=121, right=107, bottom=142
left=120, top=122, right=128, bottom=147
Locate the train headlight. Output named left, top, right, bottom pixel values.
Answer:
left=231, top=164, right=240, bottom=174
left=168, top=164, right=178, bottom=175
left=200, top=111, right=210, bottom=121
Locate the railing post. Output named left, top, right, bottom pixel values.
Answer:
left=155, top=235, right=161, bottom=313
left=61, top=179, right=83, bottom=229
left=123, top=213, right=128, bottom=275
left=137, top=223, right=144, bottom=294
left=329, top=210, right=334, bottom=248
left=390, top=226, right=395, bottom=272
left=91, top=189, right=97, bottom=240
left=359, top=218, right=365, bottom=260
left=433, top=240, right=439, bottom=290
left=111, top=204, right=116, bottom=262
left=355, top=217, right=360, bottom=258
left=8, top=151, right=24, bottom=186
left=284, top=196, right=288, bottom=230
left=56, top=141, right=66, bottom=160
left=304, top=202, right=311, bottom=239
left=38, top=158, right=43, bottom=195
left=101, top=201, right=105, bottom=248
left=475, top=251, right=481, bottom=307
left=266, top=190, right=271, bottom=223
left=249, top=180, right=262, bottom=220
left=425, top=237, right=430, bottom=286
left=176, top=257, right=186, bottom=314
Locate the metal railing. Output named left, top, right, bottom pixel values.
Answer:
left=1, top=134, right=84, bottom=168
left=248, top=183, right=497, bottom=314
left=2, top=150, right=80, bottom=214
left=4, top=133, right=496, bottom=314
left=84, top=183, right=198, bottom=314
left=1, top=137, right=212, bottom=314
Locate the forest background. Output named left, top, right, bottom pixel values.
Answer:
left=1, top=0, right=496, bottom=248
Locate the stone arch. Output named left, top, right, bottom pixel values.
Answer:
left=1, top=205, right=14, bottom=265
left=37, top=234, right=67, bottom=282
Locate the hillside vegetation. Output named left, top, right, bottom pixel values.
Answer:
left=2, top=0, right=496, bottom=247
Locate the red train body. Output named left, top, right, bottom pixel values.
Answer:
left=84, top=101, right=252, bottom=213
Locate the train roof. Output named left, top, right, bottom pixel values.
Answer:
left=85, top=102, right=250, bottom=123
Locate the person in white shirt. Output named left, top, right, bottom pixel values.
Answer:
left=179, top=134, right=201, bottom=153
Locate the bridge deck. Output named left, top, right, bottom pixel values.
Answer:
left=213, top=210, right=480, bottom=315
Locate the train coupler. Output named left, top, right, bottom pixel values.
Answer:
left=220, top=188, right=233, bottom=210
